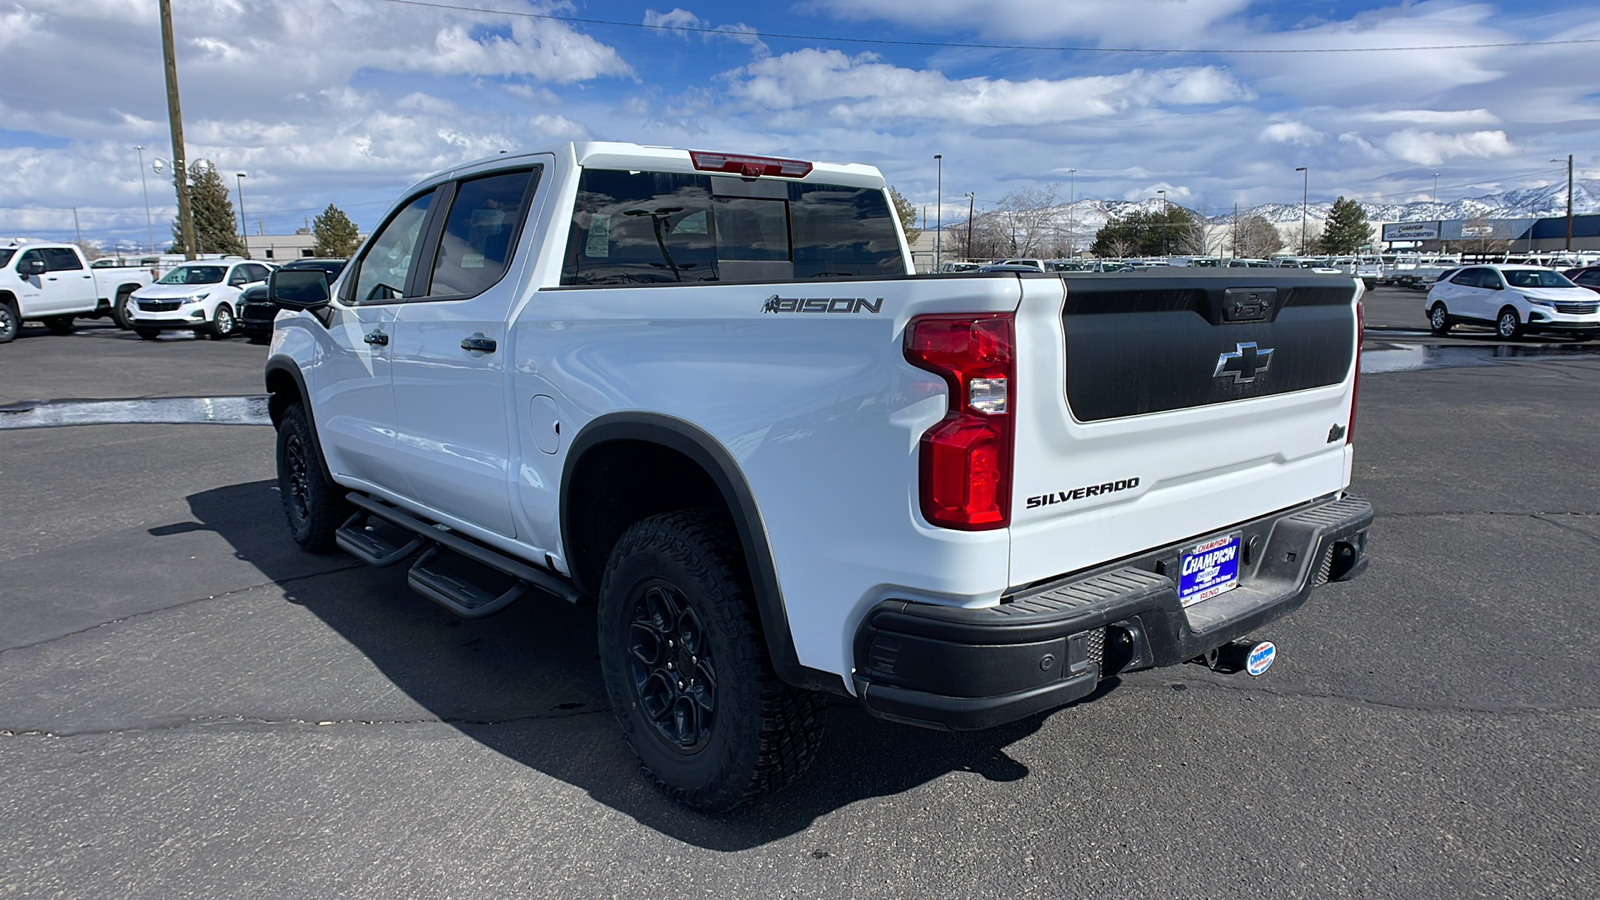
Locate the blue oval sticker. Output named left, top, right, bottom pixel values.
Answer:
left=1246, top=641, right=1276, bottom=676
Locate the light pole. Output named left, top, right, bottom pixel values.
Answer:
left=934, top=154, right=943, bottom=271
left=235, top=172, right=249, bottom=256
left=1295, top=167, right=1308, bottom=255
left=135, top=145, right=155, bottom=254
left=964, top=191, right=974, bottom=260
left=1157, top=189, right=1167, bottom=257
left=1551, top=155, right=1574, bottom=251
left=1067, top=168, right=1076, bottom=257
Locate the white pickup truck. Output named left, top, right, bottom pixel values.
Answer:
left=0, top=241, right=154, bottom=342
left=263, top=142, right=1372, bottom=811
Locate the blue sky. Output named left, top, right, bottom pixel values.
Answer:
left=1, top=0, right=1596, bottom=249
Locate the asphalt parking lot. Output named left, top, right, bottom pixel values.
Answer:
left=3, top=289, right=1598, bottom=898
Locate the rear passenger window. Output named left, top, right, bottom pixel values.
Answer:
left=560, top=169, right=903, bottom=286
left=1450, top=269, right=1480, bottom=286
left=426, top=168, right=539, bottom=298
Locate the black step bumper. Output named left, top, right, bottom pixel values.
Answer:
left=852, top=494, right=1373, bottom=731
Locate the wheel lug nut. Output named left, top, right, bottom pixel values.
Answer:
left=677, top=681, right=685, bottom=689
left=666, top=661, right=674, bottom=670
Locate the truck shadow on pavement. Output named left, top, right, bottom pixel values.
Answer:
left=183, top=480, right=1068, bottom=849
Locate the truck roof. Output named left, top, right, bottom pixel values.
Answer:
left=430, top=142, right=888, bottom=191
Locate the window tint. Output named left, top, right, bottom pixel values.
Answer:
left=561, top=169, right=904, bottom=286
left=1576, top=270, right=1600, bottom=287
left=426, top=168, right=537, bottom=298
left=0, top=249, right=14, bottom=268
left=1450, top=269, right=1482, bottom=287
left=229, top=267, right=249, bottom=286
left=156, top=265, right=226, bottom=285
left=1480, top=269, right=1505, bottom=289
left=1504, top=269, right=1575, bottom=289
left=352, top=191, right=433, bottom=304
left=18, top=249, right=45, bottom=272
left=44, top=248, right=82, bottom=271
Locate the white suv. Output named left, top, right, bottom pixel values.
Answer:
left=130, top=259, right=274, bottom=340
left=1427, top=265, right=1600, bottom=340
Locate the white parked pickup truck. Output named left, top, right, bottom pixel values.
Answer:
left=263, top=142, right=1372, bottom=811
left=0, top=241, right=154, bottom=342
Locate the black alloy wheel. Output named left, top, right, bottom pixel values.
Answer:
left=626, top=579, right=718, bottom=753
left=275, top=402, right=349, bottom=552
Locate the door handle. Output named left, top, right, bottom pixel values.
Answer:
left=364, top=331, right=389, bottom=346
left=460, top=336, right=497, bottom=353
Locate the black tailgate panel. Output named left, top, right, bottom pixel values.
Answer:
left=1059, top=271, right=1357, bottom=423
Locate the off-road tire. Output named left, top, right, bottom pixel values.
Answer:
left=597, top=509, right=824, bottom=813
left=275, top=402, right=350, bottom=552
left=207, top=304, right=236, bottom=340
left=135, top=327, right=161, bottom=340
left=1428, top=303, right=1452, bottom=336
left=0, top=302, right=18, bottom=343
left=113, top=290, right=137, bottom=330
left=43, top=315, right=75, bottom=335
left=1496, top=307, right=1523, bottom=340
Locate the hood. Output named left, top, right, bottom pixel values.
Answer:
left=133, top=282, right=224, bottom=300
left=1519, top=286, right=1594, bottom=302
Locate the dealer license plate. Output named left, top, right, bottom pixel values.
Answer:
left=1179, top=533, right=1242, bottom=607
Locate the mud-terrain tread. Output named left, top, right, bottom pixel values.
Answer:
left=598, top=509, right=824, bottom=813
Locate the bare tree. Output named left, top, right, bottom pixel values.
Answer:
left=989, top=184, right=1063, bottom=257
left=1233, top=215, right=1283, bottom=259
left=1460, top=216, right=1513, bottom=260
left=1280, top=219, right=1324, bottom=256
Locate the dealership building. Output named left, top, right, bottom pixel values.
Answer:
left=1380, top=213, right=1600, bottom=253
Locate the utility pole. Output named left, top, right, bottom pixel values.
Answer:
left=73, top=208, right=83, bottom=248
left=159, top=0, right=196, bottom=259
left=1562, top=154, right=1574, bottom=251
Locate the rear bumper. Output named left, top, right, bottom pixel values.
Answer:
left=852, top=494, right=1373, bottom=731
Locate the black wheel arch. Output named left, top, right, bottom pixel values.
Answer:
left=264, top=358, right=338, bottom=487
left=563, top=413, right=845, bottom=695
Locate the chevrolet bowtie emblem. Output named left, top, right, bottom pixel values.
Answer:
left=1214, top=342, right=1274, bottom=384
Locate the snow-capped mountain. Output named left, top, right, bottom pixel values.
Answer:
left=962, top=180, right=1598, bottom=232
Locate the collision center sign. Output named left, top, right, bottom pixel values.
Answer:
left=1383, top=222, right=1440, bottom=241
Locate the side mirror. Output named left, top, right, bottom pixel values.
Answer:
left=268, top=269, right=331, bottom=310
left=21, top=258, right=46, bottom=277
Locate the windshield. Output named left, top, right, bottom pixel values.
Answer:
left=1504, top=269, right=1576, bottom=289
left=156, top=265, right=226, bottom=285
left=0, top=249, right=13, bottom=268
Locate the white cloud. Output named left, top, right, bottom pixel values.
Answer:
left=1381, top=129, right=1516, bottom=166
left=1260, top=123, right=1325, bottom=146
left=727, top=49, right=1253, bottom=126
left=808, top=0, right=1253, bottom=46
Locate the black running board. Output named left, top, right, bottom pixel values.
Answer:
left=341, top=493, right=585, bottom=618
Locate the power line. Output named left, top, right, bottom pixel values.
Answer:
left=374, top=0, right=1600, bottom=55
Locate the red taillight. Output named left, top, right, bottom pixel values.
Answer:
left=904, top=314, right=1015, bottom=530
left=1349, top=299, right=1363, bottom=445
left=689, top=151, right=813, bottom=179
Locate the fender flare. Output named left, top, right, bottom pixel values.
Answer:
left=264, top=357, right=338, bottom=486
left=562, top=413, right=845, bottom=694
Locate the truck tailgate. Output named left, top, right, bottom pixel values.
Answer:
left=1008, top=270, right=1361, bottom=590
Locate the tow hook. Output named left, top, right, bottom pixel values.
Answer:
left=1193, top=639, right=1276, bottom=676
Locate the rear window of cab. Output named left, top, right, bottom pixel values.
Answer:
left=560, top=169, right=904, bottom=286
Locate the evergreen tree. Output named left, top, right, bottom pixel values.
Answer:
left=1318, top=196, right=1371, bottom=254
left=311, top=204, right=362, bottom=257
left=1091, top=206, right=1201, bottom=257
left=171, top=166, right=245, bottom=256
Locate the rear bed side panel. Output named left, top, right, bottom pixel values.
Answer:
left=1008, top=272, right=1361, bottom=590
left=517, top=276, right=1025, bottom=686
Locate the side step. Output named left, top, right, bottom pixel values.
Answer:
left=340, top=493, right=585, bottom=618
